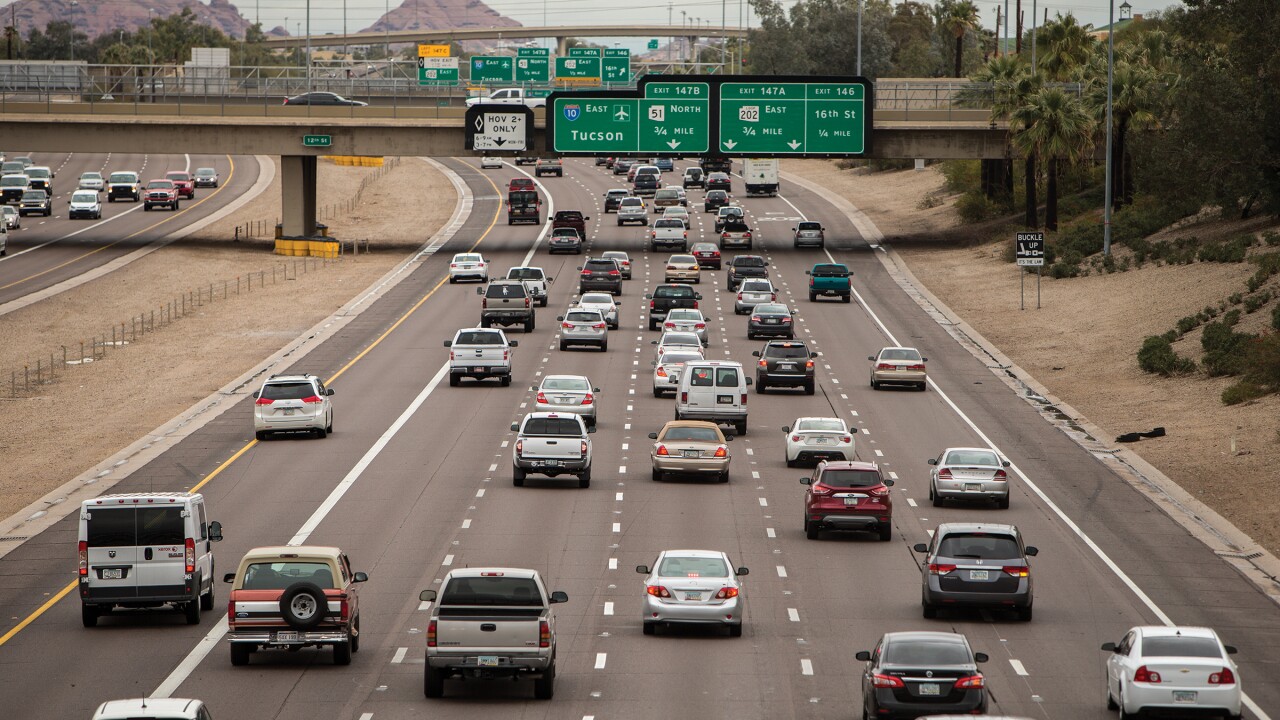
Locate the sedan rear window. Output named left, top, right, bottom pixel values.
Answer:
left=754, top=304, right=789, bottom=315
left=663, top=426, right=721, bottom=442
left=507, top=268, right=543, bottom=280
left=440, top=576, right=543, bottom=606
left=765, top=344, right=809, bottom=359
left=661, top=352, right=702, bottom=365
left=658, top=556, right=729, bottom=577
left=819, top=469, right=880, bottom=488
left=936, top=533, right=1022, bottom=560
left=523, top=418, right=583, bottom=436
left=580, top=293, right=613, bottom=304
left=798, top=419, right=844, bottom=432
left=620, top=198, right=643, bottom=207
left=1141, top=637, right=1223, bottom=658
left=944, top=450, right=1000, bottom=466
left=542, top=377, right=589, bottom=391
left=260, top=381, right=318, bottom=400
left=883, top=639, right=973, bottom=666
left=880, top=348, right=922, bottom=361
left=456, top=330, right=504, bottom=345
left=667, top=310, right=700, bottom=320
left=565, top=311, right=601, bottom=322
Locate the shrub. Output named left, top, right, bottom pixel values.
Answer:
left=1251, top=251, right=1280, bottom=287
left=1222, top=380, right=1267, bottom=405
left=1264, top=231, right=1280, bottom=247
left=1223, top=309, right=1242, bottom=326
left=1197, top=235, right=1250, bottom=263
left=1137, top=335, right=1196, bottom=376
left=869, top=158, right=916, bottom=171
left=1161, top=329, right=1178, bottom=344
left=1273, top=304, right=1280, bottom=331
left=917, top=194, right=943, bottom=210
left=1241, top=333, right=1280, bottom=389
left=1052, top=219, right=1105, bottom=261
left=1201, top=321, right=1255, bottom=376
left=1102, top=254, right=1117, bottom=273
left=1229, top=292, right=1244, bottom=305
left=1176, top=315, right=1201, bottom=335
left=1049, top=261, right=1080, bottom=279
left=940, top=160, right=981, bottom=193
left=954, top=192, right=1000, bottom=223
left=1244, top=291, right=1272, bottom=313
left=1114, top=196, right=1184, bottom=248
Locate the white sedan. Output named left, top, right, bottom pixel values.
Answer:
left=575, top=292, right=621, bottom=329
left=480, top=156, right=503, bottom=169
left=653, top=331, right=705, bottom=358
left=782, top=417, right=854, bottom=467
left=652, top=348, right=704, bottom=397
left=2, top=205, right=19, bottom=229
left=1103, top=626, right=1241, bottom=720
left=448, top=253, right=488, bottom=283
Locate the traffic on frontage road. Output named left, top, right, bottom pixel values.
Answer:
left=0, top=152, right=1275, bottom=720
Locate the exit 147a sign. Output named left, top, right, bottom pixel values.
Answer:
left=719, top=81, right=866, bottom=154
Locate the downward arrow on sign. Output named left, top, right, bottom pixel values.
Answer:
left=787, top=140, right=801, bottom=150
left=493, top=138, right=506, bottom=146
left=667, top=140, right=681, bottom=149
left=723, top=140, right=737, bottom=150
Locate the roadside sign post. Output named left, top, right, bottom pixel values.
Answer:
left=417, top=56, right=458, bottom=86
left=1015, top=231, right=1046, bottom=309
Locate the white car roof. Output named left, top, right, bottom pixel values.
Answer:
left=83, top=492, right=199, bottom=510
left=658, top=549, right=729, bottom=559
left=444, top=567, right=540, bottom=580
left=1136, top=626, right=1218, bottom=639
left=92, top=698, right=205, bottom=720
left=578, top=293, right=614, bottom=302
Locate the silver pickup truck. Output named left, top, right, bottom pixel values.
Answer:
left=419, top=568, right=568, bottom=700
left=510, top=412, right=594, bottom=487
left=444, top=328, right=518, bottom=386
left=506, top=266, right=552, bottom=307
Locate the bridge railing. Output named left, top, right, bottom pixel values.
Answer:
left=873, top=79, right=1082, bottom=121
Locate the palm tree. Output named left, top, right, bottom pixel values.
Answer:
left=969, top=55, right=1029, bottom=197
left=940, top=0, right=981, bottom=78
left=1011, top=87, right=1096, bottom=230
left=1037, top=13, right=1096, bottom=81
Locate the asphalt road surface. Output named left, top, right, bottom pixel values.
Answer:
left=0, top=156, right=1275, bottom=720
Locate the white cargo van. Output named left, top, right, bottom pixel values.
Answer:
left=674, top=360, right=752, bottom=435
left=743, top=158, right=780, bottom=196
left=78, top=492, right=223, bottom=627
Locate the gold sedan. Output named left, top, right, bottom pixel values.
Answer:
left=869, top=346, right=928, bottom=391
left=664, top=254, right=701, bottom=284
left=649, top=420, right=732, bottom=482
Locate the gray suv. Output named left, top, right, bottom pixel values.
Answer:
left=617, top=197, right=648, bottom=226
left=479, top=280, right=535, bottom=332
left=914, top=523, right=1038, bottom=621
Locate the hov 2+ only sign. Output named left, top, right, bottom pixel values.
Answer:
left=464, top=105, right=534, bottom=152
left=1016, top=232, right=1046, bottom=266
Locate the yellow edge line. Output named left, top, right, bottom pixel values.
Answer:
left=0, top=156, right=237, bottom=292
left=0, top=162, right=501, bottom=648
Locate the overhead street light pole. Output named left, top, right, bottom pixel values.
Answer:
left=1102, top=0, right=1115, bottom=255
left=305, top=0, right=312, bottom=97
left=69, top=0, right=78, bottom=62
left=856, top=0, right=863, bottom=75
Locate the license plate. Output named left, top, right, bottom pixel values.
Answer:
left=101, top=568, right=123, bottom=580
left=477, top=656, right=499, bottom=667
left=813, top=438, right=828, bottom=444
left=557, top=397, right=575, bottom=404
left=717, top=395, right=733, bottom=404
left=965, top=483, right=982, bottom=492
left=969, top=570, right=989, bottom=581
left=779, top=363, right=795, bottom=369
left=843, top=497, right=859, bottom=506
left=683, top=592, right=702, bottom=601
left=918, top=682, right=941, bottom=696
left=283, top=408, right=295, bottom=416
left=1173, top=691, right=1197, bottom=703
left=275, top=631, right=299, bottom=642
left=544, top=460, right=560, bottom=467
left=765, top=319, right=779, bottom=324
left=682, top=450, right=700, bottom=458
left=473, top=366, right=486, bottom=373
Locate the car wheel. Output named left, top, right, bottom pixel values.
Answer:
left=842, top=294, right=851, bottom=303
left=870, top=378, right=879, bottom=390
left=734, top=419, right=747, bottom=436
left=804, top=381, right=815, bottom=395
left=643, top=622, right=656, bottom=635
left=480, top=317, right=491, bottom=328
left=513, top=466, right=526, bottom=487
left=424, top=664, right=446, bottom=698
left=184, top=598, right=201, bottom=625
left=559, top=341, right=567, bottom=351
left=333, top=638, right=353, bottom=665
left=579, top=466, right=592, bottom=488
left=651, top=467, right=662, bottom=482
left=1118, top=691, right=1139, bottom=720
left=918, top=382, right=928, bottom=391
left=932, top=490, right=945, bottom=508
left=922, top=602, right=938, bottom=619
left=878, top=523, right=892, bottom=542
left=1016, top=604, right=1032, bottom=621
left=500, top=375, right=511, bottom=387
left=728, top=624, right=743, bottom=637
left=254, top=431, right=269, bottom=441
left=786, top=457, right=796, bottom=468
left=804, top=520, right=819, bottom=540
left=600, top=341, right=608, bottom=352
left=350, top=614, right=360, bottom=653
left=1107, top=685, right=1119, bottom=711
left=200, top=580, right=215, bottom=611
left=809, top=292, right=817, bottom=302
left=314, top=425, right=327, bottom=438
left=448, top=276, right=456, bottom=284
left=449, top=375, right=460, bottom=387
left=230, top=643, right=252, bottom=666
left=719, top=469, right=729, bottom=483
left=144, top=204, right=151, bottom=211
left=653, top=387, right=662, bottom=397
left=81, top=604, right=99, bottom=628
left=756, top=379, right=766, bottom=393
left=533, top=663, right=556, bottom=700
left=997, top=494, right=1011, bottom=510
left=524, top=318, right=534, bottom=333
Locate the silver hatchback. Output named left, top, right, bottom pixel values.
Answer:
left=637, top=550, right=749, bottom=636
left=928, top=447, right=1013, bottom=508
left=558, top=308, right=608, bottom=351
left=534, top=374, right=600, bottom=428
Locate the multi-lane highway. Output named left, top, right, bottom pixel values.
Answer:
left=0, top=152, right=261, bottom=307
left=0, top=156, right=1276, bottom=719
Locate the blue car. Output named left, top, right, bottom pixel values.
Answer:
left=654, top=157, right=674, bottom=172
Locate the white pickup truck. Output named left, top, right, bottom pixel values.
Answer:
left=464, top=87, right=547, bottom=109
left=444, top=328, right=518, bottom=387
left=506, top=266, right=553, bottom=307
left=650, top=217, right=689, bottom=252
left=510, top=412, right=594, bottom=487
left=419, top=568, right=568, bottom=700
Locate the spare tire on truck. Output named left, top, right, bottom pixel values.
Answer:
left=279, top=582, right=329, bottom=630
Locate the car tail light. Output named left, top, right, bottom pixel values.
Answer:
left=581, top=269, right=592, bottom=276
left=646, top=585, right=672, bottom=598
left=869, top=485, right=890, bottom=497
left=871, top=674, right=905, bottom=689
left=339, top=595, right=350, bottom=622
left=593, top=322, right=606, bottom=329
left=750, top=315, right=761, bottom=322
left=667, top=265, right=676, bottom=270
left=1002, top=565, right=1030, bottom=577
left=482, top=298, right=488, bottom=309
left=301, top=395, right=323, bottom=404
left=745, top=232, right=752, bottom=238
left=665, top=322, right=676, bottom=329
left=449, top=351, right=456, bottom=361
left=227, top=599, right=236, bottom=623
left=791, top=435, right=802, bottom=442
left=582, top=393, right=594, bottom=405
left=255, top=396, right=274, bottom=405
left=562, top=322, right=573, bottom=329
left=954, top=674, right=985, bottom=689
left=784, top=317, right=794, bottom=324
left=524, top=297, right=530, bottom=308
left=450, top=263, right=457, bottom=268
left=810, top=277, right=816, bottom=287
left=184, top=538, right=195, bottom=573
left=906, top=363, right=926, bottom=371
left=1209, top=668, right=1236, bottom=685
left=580, top=440, right=588, bottom=454
left=609, top=270, right=620, bottom=276
left=656, top=366, right=668, bottom=377
left=692, top=300, right=698, bottom=309
left=713, top=446, right=727, bottom=458
left=502, top=349, right=510, bottom=361
left=683, top=231, right=688, bottom=238
left=78, top=541, right=88, bottom=576
left=928, top=563, right=957, bottom=575
left=993, top=469, right=1008, bottom=481
left=515, top=440, right=523, bottom=456
left=738, top=293, right=744, bottom=301
left=680, top=392, right=687, bottom=403
left=803, top=359, right=812, bottom=369
left=695, top=322, right=705, bottom=329
left=810, top=482, right=832, bottom=496
left=741, top=393, right=747, bottom=404
left=771, top=293, right=778, bottom=301
left=876, top=362, right=894, bottom=370
left=282, top=98, right=288, bottom=105
left=656, top=444, right=669, bottom=456
left=427, top=620, right=437, bottom=647
left=759, top=360, right=768, bottom=368
left=714, top=586, right=738, bottom=599
left=841, top=435, right=852, bottom=443
left=1134, top=666, right=1162, bottom=683
left=937, top=468, right=953, bottom=479
left=536, top=391, right=548, bottom=404
left=649, top=300, right=655, bottom=309
left=539, top=620, right=551, bottom=648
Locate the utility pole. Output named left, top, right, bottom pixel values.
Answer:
left=306, top=0, right=312, bottom=97
left=721, top=0, right=726, bottom=75
left=1004, top=0, right=1008, bottom=56
left=1015, top=0, right=1022, bottom=54
left=1103, top=0, right=1116, bottom=255
left=856, top=0, right=863, bottom=75
left=343, top=0, right=348, bottom=62
left=668, top=2, right=673, bottom=63
left=1030, top=0, right=1037, bottom=72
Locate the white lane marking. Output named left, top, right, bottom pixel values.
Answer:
left=927, top=529, right=935, bottom=537
left=443, top=554, right=454, bottom=566
left=488, top=463, right=498, bottom=472
left=603, top=602, right=614, bottom=616
left=608, top=558, right=618, bottom=570
left=595, top=653, right=608, bottom=669
left=628, top=388, right=635, bottom=395
left=766, top=527, right=776, bottom=538
left=391, top=647, right=408, bottom=664
left=862, top=428, right=871, bottom=434
left=616, top=492, right=624, bottom=501
left=500, top=440, right=509, bottom=448
left=461, top=519, right=471, bottom=529
left=625, top=423, right=631, bottom=430
left=359, top=714, right=373, bottom=720
left=621, top=442, right=629, bottom=450
left=612, top=522, right=621, bottom=533
left=618, top=465, right=627, bottom=474
left=776, top=565, right=788, bottom=578
left=888, top=471, right=898, bottom=479
left=476, top=488, right=485, bottom=497
left=850, top=410, right=859, bottom=416
left=1009, top=659, right=1029, bottom=676
left=874, top=449, right=884, bottom=457
left=788, top=608, right=800, bottom=622
left=758, top=497, right=768, bottom=506
left=752, top=470, right=761, bottom=479
left=417, top=600, right=431, bottom=611
left=907, top=498, right=918, bottom=507
left=745, top=447, right=754, bottom=455
left=800, top=658, right=814, bottom=675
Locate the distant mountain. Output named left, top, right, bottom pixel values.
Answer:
left=363, top=0, right=521, bottom=34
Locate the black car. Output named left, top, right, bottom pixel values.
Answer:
left=703, top=189, right=730, bottom=212
left=578, top=258, right=623, bottom=295
left=633, top=174, right=660, bottom=196
left=645, top=284, right=701, bottom=330
left=706, top=172, right=732, bottom=192
left=515, top=157, right=539, bottom=166
left=748, top=305, right=798, bottom=341
left=594, top=155, right=610, bottom=166
left=714, top=206, right=745, bottom=233
left=282, top=91, right=367, bottom=106
left=603, top=188, right=631, bottom=213
left=856, top=632, right=989, bottom=719
left=548, top=228, right=583, bottom=254
left=753, top=339, right=817, bottom=393
left=613, top=158, right=634, bottom=175
left=682, top=167, right=705, bottom=189
left=726, top=255, right=769, bottom=290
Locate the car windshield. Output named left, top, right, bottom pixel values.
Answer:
left=1142, top=637, right=1223, bottom=658
left=755, top=304, right=788, bottom=315
left=195, top=168, right=216, bottom=177
left=944, top=450, right=1000, bottom=466
left=820, top=469, right=880, bottom=488
left=798, top=221, right=822, bottom=231
left=662, top=426, right=721, bottom=443
left=661, top=333, right=700, bottom=346
left=579, top=293, right=613, bottom=304
left=440, top=576, right=543, bottom=606
left=21, top=190, right=45, bottom=199
left=658, top=556, right=729, bottom=578
left=661, top=351, right=702, bottom=365
left=1, top=176, right=25, bottom=186
left=882, top=639, right=973, bottom=666
left=799, top=419, right=845, bottom=432
left=507, top=268, right=543, bottom=280
left=456, top=330, right=504, bottom=345
left=522, top=417, right=583, bottom=436
left=936, top=533, right=1022, bottom=560
left=243, top=561, right=335, bottom=590
left=166, top=172, right=191, bottom=180
left=584, top=260, right=616, bottom=271
left=880, top=348, right=922, bottom=361
left=147, top=181, right=173, bottom=189
left=108, top=173, right=136, bottom=183
left=72, top=192, right=97, bottom=203
left=607, top=190, right=628, bottom=197
left=543, top=377, right=589, bottom=391
left=26, top=168, right=49, bottom=178
left=81, top=172, right=102, bottom=179
left=566, top=311, right=602, bottom=323
left=260, top=381, right=317, bottom=400
left=765, top=344, right=808, bottom=358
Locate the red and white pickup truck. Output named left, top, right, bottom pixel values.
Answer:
left=224, top=545, right=368, bottom=666
left=144, top=179, right=181, bottom=211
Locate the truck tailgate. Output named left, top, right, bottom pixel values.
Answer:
left=519, top=436, right=584, bottom=460
left=436, top=613, right=542, bottom=652
left=452, top=346, right=507, bottom=367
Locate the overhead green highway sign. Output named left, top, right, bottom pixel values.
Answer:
left=555, top=56, right=602, bottom=83
left=568, top=47, right=602, bottom=57
left=602, top=48, right=631, bottom=84
left=547, top=75, right=872, bottom=158
left=417, top=56, right=459, bottom=86
left=470, top=55, right=513, bottom=84
left=515, top=55, right=549, bottom=84
left=517, top=47, right=550, bottom=58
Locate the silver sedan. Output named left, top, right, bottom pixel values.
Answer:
left=533, top=375, right=600, bottom=428
left=652, top=348, right=704, bottom=397
left=575, top=292, right=621, bottom=329
left=637, top=549, right=749, bottom=636
left=928, top=447, right=1012, bottom=508
left=662, top=308, right=708, bottom=344
left=558, top=308, right=608, bottom=351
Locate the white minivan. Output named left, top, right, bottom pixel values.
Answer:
left=674, top=360, right=752, bottom=435
left=78, top=492, right=223, bottom=627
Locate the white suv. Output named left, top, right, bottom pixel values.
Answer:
left=253, top=373, right=335, bottom=440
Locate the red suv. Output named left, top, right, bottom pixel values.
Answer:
left=801, top=461, right=894, bottom=541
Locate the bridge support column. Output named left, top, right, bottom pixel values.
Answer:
left=280, top=155, right=318, bottom=238
left=686, top=36, right=698, bottom=64
left=556, top=37, right=568, bottom=56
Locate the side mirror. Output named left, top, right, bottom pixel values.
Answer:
left=867, top=356, right=876, bottom=362
left=208, top=521, right=223, bottom=542
left=791, top=227, right=797, bottom=232
left=1101, top=642, right=1118, bottom=652
left=764, top=262, right=770, bottom=266
left=530, top=385, right=537, bottom=391
left=1024, top=546, right=1039, bottom=556
left=927, top=458, right=938, bottom=465
left=724, top=435, right=734, bottom=441
left=884, top=478, right=895, bottom=486
left=326, top=388, right=335, bottom=396
left=253, top=390, right=261, bottom=399
left=1002, top=460, right=1011, bottom=468
left=913, top=543, right=928, bottom=553
left=855, top=650, right=871, bottom=662
left=781, top=425, right=791, bottom=432
left=510, top=422, right=520, bottom=431
left=594, top=387, right=601, bottom=393
left=223, top=573, right=236, bottom=584
left=509, top=340, right=518, bottom=347
left=745, top=378, right=753, bottom=386
left=636, top=565, right=650, bottom=574
left=811, top=352, right=819, bottom=359
left=557, top=316, right=565, bottom=322
left=443, top=340, right=452, bottom=347
left=805, top=270, right=812, bottom=275
left=647, top=432, right=659, bottom=439
left=1225, top=645, right=1238, bottom=655
left=644, top=294, right=652, bottom=299
left=549, top=590, right=569, bottom=604
left=695, top=293, right=703, bottom=300
left=419, top=589, right=437, bottom=602
left=800, top=477, right=813, bottom=485
left=476, top=287, right=484, bottom=295
left=922, top=357, right=928, bottom=362
left=651, top=340, right=658, bottom=345
left=735, top=566, right=749, bottom=576
left=752, top=351, right=761, bottom=357
left=584, top=216, right=590, bottom=221
left=547, top=277, right=554, bottom=282
left=586, top=426, right=597, bottom=434
left=575, top=267, right=582, bottom=272
left=974, top=652, right=989, bottom=664
left=353, top=571, right=369, bottom=583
